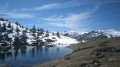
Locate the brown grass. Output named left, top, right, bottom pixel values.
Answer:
left=34, top=38, right=120, bottom=67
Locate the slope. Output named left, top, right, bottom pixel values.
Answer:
left=35, top=38, right=120, bottom=67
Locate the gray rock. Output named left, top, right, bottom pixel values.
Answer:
left=91, top=51, right=105, bottom=58
left=81, top=61, right=88, bottom=66
left=108, top=58, right=116, bottom=62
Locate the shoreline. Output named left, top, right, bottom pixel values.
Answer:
left=34, top=42, right=81, bottom=67
left=34, top=38, right=120, bottom=67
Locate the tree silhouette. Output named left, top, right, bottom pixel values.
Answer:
left=7, top=22, right=11, bottom=28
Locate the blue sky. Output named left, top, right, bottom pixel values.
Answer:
left=0, top=0, right=120, bottom=32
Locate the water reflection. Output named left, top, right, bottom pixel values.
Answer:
left=31, top=47, right=35, bottom=58
left=0, top=46, right=73, bottom=67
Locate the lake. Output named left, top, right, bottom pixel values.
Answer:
left=0, top=46, right=73, bottom=67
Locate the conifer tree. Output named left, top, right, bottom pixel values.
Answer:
left=15, top=22, right=19, bottom=25
left=52, top=32, right=55, bottom=35
left=40, top=28, right=44, bottom=34
left=0, top=18, right=4, bottom=21
left=20, top=30, right=28, bottom=45
left=2, top=23, right=6, bottom=32
left=16, top=26, right=20, bottom=35
left=13, top=36, right=21, bottom=47
left=0, top=30, right=3, bottom=42
left=57, top=31, right=60, bottom=38
left=37, top=28, right=40, bottom=31
left=45, top=30, right=49, bottom=37
left=32, top=24, right=36, bottom=33
left=0, top=23, right=2, bottom=32
left=16, top=26, right=20, bottom=32
left=7, top=22, right=11, bottom=28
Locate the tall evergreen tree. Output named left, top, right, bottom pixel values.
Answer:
left=0, top=23, right=2, bottom=32
left=15, top=22, right=19, bottom=25
left=22, top=26, right=24, bottom=28
left=32, top=24, right=36, bottom=33
left=0, top=30, right=3, bottom=42
left=40, top=28, right=44, bottom=34
left=37, top=28, right=40, bottom=31
left=2, top=23, right=6, bottom=32
left=52, top=32, right=55, bottom=35
left=13, top=37, right=21, bottom=47
left=16, top=26, right=20, bottom=32
left=45, top=30, right=49, bottom=37
left=20, top=30, right=28, bottom=45
left=8, top=28, right=13, bottom=33
left=4, top=34, right=12, bottom=42
left=0, top=23, right=3, bottom=42
left=7, top=22, right=11, bottom=28
left=11, top=25, right=14, bottom=30
left=16, top=26, right=20, bottom=35
left=33, top=24, right=36, bottom=30
left=0, top=18, right=4, bottom=21
left=57, top=31, right=60, bottom=38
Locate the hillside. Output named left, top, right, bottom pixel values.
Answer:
left=35, top=38, right=120, bottom=67
left=0, top=18, right=78, bottom=47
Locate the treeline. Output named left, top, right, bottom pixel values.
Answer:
left=0, top=18, right=60, bottom=48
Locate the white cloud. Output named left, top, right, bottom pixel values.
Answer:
left=41, top=6, right=100, bottom=31
left=20, top=0, right=82, bottom=11
left=0, top=12, right=34, bottom=18
left=21, top=3, right=58, bottom=11
left=42, top=12, right=91, bottom=29
left=20, top=0, right=120, bottom=11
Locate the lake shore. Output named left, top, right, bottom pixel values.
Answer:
left=34, top=38, right=120, bottom=67
left=33, top=42, right=80, bottom=67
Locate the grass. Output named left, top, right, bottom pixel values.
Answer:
left=93, top=47, right=116, bottom=52
left=34, top=38, right=120, bottom=67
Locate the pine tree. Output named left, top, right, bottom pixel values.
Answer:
left=13, top=37, right=21, bottom=47
left=4, top=34, right=12, bottom=42
left=8, top=28, right=13, bottom=33
left=32, top=24, right=36, bottom=33
left=11, top=25, right=14, bottom=30
left=0, top=30, right=3, bottom=42
left=20, top=30, right=28, bottom=45
left=16, top=26, right=20, bottom=35
left=52, top=32, right=55, bottom=35
left=40, top=28, right=44, bottom=34
left=37, top=28, right=40, bottom=31
left=8, top=26, right=13, bottom=33
left=0, top=23, right=2, bottom=32
left=57, top=31, right=60, bottom=38
left=15, top=22, right=19, bottom=25
left=2, top=23, right=6, bottom=32
left=16, top=26, right=20, bottom=32
left=7, top=22, right=11, bottom=28
left=33, top=24, right=36, bottom=30
left=45, top=30, right=49, bottom=37
left=0, top=18, right=4, bottom=21
left=0, top=23, right=3, bottom=42
left=22, top=26, right=24, bottom=28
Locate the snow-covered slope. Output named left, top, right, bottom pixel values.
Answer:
left=63, top=31, right=87, bottom=39
left=1, top=18, right=120, bottom=47
left=63, top=29, right=120, bottom=41
left=0, top=19, right=78, bottom=47
left=42, top=33, right=78, bottom=47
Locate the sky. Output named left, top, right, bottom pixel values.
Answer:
left=0, top=0, right=120, bottom=32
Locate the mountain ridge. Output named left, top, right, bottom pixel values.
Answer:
left=63, top=29, right=120, bottom=41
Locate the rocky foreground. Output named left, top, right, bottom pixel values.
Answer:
left=34, top=38, right=120, bottom=67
